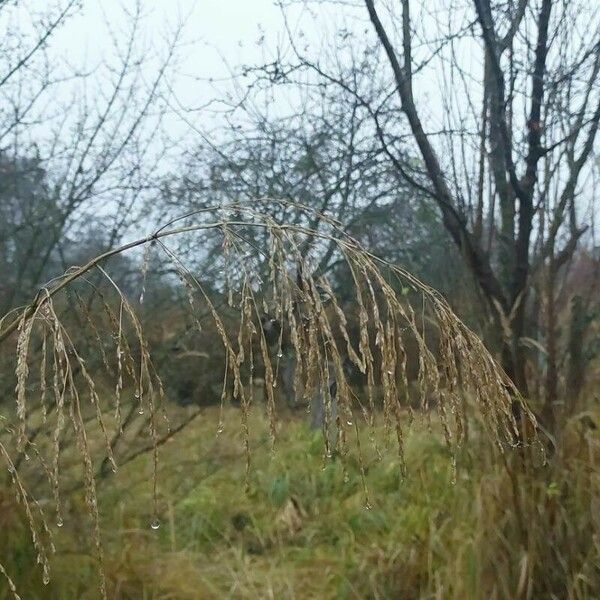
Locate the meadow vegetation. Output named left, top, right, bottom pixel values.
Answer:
left=1, top=1, right=600, bottom=598
left=2, top=401, right=599, bottom=599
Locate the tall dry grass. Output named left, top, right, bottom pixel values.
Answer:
left=0, top=201, right=538, bottom=598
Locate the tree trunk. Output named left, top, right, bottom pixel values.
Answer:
left=567, top=295, right=586, bottom=413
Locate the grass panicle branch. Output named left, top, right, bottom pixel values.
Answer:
left=0, top=200, right=538, bottom=596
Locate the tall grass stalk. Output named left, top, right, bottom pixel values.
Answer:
left=0, top=200, right=537, bottom=598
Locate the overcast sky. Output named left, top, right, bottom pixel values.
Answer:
left=6, top=0, right=455, bottom=149
left=52, top=0, right=289, bottom=127
left=8, top=0, right=598, bottom=229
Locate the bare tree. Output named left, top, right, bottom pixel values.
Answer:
left=257, top=0, right=600, bottom=428
left=0, top=1, right=183, bottom=313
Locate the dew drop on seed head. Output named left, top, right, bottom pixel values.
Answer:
left=363, top=501, right=372, bottom=511
left=277, top=351, right=283, bottom=358
left=346, top=420, right=353, bottom=426
left=138, top=408, right=144, bottom=415
left=56, top=516, right=63, bottom=528
left=151, top=519, right=160, bottom=530
left=24, top=453, right=30, bottom=461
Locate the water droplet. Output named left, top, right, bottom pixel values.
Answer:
left=56, top=516, right=63, bottom=528
left=134, top=391, right=140, bottom=399
left=277, top=351, right=283, bottom=358
left=24, top=453, right=30, bottom=461
left=217, top=423, right=224, bottom=435
left=139, top=292, right=145, bottom=305
left=364, top=501, right=372, bottom=511
left=151, top=519, right=160, bottom=530
left=272, top=381, right=277, bottom=388
left=346, top=420, right=353, bottom=426
left=531, top=440, right=547, bottom=468
left=138, top=408, right=144, bottom=415
left=43, top=568, right=50, bottom=585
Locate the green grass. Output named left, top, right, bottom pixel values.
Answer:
left=2, top=405, right=599, bottom=599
